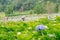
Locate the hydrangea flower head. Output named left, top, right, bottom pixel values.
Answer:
left=36, top=25, right=48, bottom=30
left=48, top=34, right=55, bottom=37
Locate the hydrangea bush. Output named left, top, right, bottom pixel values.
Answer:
left=0, top=16, right=60, bottom=40
left=36, top=25, right=48, bottom=36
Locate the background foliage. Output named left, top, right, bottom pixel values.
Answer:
left=0, top=0, right=60, bottom=16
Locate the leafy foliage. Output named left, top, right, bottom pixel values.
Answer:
left=0, top=0, right=59, bottom=13
left=5, top=5, right=14, bottom=17
left=0, top=17, right=60, bottom=40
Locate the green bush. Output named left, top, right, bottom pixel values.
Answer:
left=0, top=17, right=60, bottom=40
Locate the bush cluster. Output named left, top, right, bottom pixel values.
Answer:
left=0, top=16, right=60, bottom=40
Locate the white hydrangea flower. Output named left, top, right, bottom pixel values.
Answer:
left=44, top=26, right=48, bottom=29
left=48, top=34, right=55, bottom=37
left=17, top=32, right=21, bottom=35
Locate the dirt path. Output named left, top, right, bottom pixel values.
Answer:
left=0, top=14, right=60, bottom=22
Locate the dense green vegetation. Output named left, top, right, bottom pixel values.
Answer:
left=0, top=16, right=60, bottom=40
left=0, top=0, right=60, bottom=16
left=0, top=0, right=60, bottom=40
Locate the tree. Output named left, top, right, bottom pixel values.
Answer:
left=46, top=0, right=60, bottom=13
left=34, top=1, right=47, bottom=14
left=4, top=5, right=14, bottom=22
left=54, top=3, right=59, bottom=13
left=0, top=5, right=2, bottom=12
left=5, top=5, right=14, bottom=17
